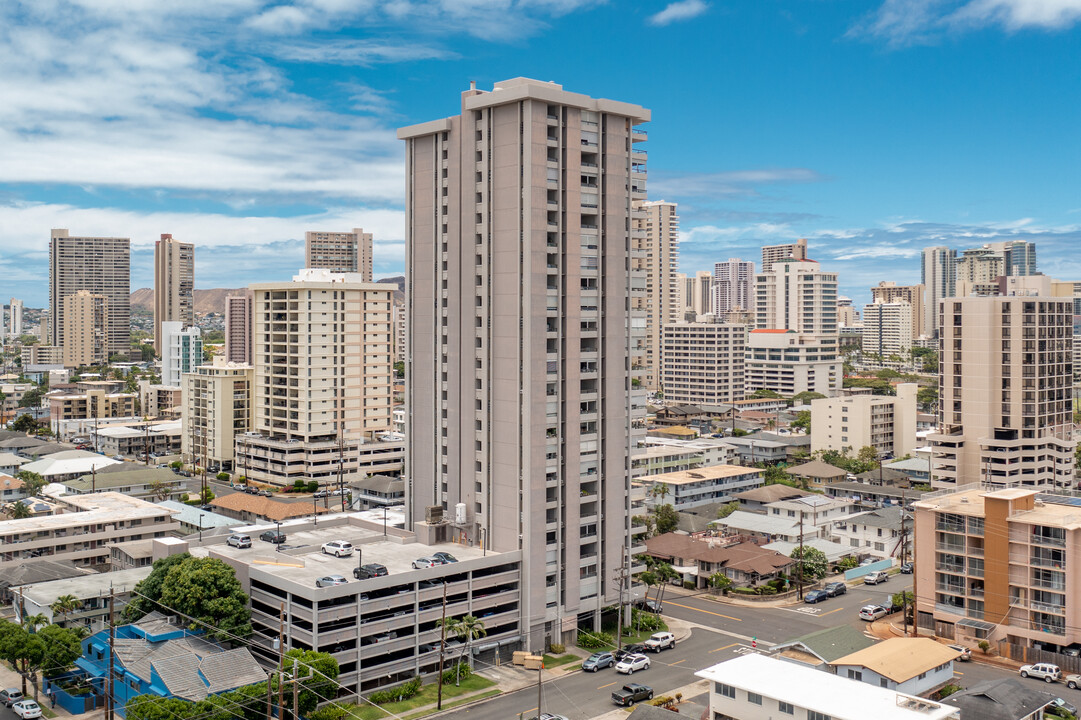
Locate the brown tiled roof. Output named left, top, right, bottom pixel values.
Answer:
left=735, top=485, right=810, bottom=503
left=211, top=493, right=331, bottom=521
left=0, top=474, right=25, bottom=491
left=644, top=533, right=793, bottom=575
left=789, top=460, right=847, bottom=479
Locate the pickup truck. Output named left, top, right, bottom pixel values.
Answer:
left=611, top=683, right=654, bottom=706
left=643, top=632, right=676, bottom=653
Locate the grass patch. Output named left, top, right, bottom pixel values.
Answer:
left=344, top=675, right=496, bottom=720
left=564, top=663, right=582, bottom=673
left=541, top=653, right=578, bottom=669
left=607, top=621, right=669, bottom=645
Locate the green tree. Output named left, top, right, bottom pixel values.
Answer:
left=653, top=562, right=679, bottom=609
left=917, top=387, right=938, bottom=407
left=127, top=695, right=197, bottom=720
left=49, top=595, right=83, bottom=626
left=708, top=572, right=732, bottom=593
left=792, top=391, right=826, bottom=405
left=124, top=553, right=193, bottom=621
left=891, top=590, right=914, bottom=610
left=0, top=620, right=44, bottom=696
left=762, top=466, right=799, bottom=488
left=654, top=504, right=679, bottom=535
left=21, top=613, right=49, bottom=631
left=393, top=361, right=404, bottom=378
left=281, top=649, right=339, bottom=715
left=159, top=557, right=252, bottom=640
left=636, top=570, right=658, bottom=608
left=18, top=388, right=43, bottom=408
left=632, top=514, right=655, bottom=538
left=147, top=477, right=175, bottom=502
left=749, top=388, right=782, bottom=399
left=11, top=414, right=38, bottom=433
left=791, top=410, right=811, bottom=432
left=16, top=470, right=46, bottom=497
left=437, top=615, right=486, bottom=685
left=6, top=502, right=31, bottom=519
left=38, top=624, right=83, bottom=679
left=789, top=546, right=828, bottom=581
left=716, top=501, right=740, bottom=520
left=650, top=482, right=671, bottom=505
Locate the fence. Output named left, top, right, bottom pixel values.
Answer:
left=998, top=642, right=1081, bottom=674
left=844, top=558, right=892, bottom=582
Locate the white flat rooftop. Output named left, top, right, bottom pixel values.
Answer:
left=697, top=654, right=959, bottom=720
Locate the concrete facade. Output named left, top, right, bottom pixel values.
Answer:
left=633, top=200, right=680, bottom=392
left=182, top=359, right=253, bottom=472
left=712, top=259, right=755, bottom=316
left=811, top=383, right=918, bottom=457
left=161, top=321, right=203, bottom=387
left=62, top=290, right=108, bottom=367
left=399, top=78, right=648, bottom=647
left=660, top=318, right=746, bottom=405
left=49, top=229, right=130, bottom=358
left=862, top=300, right=914, bottom=358
left=921, top=246, right=957, bottom=338
left=224, top=291, right=253, bottom=365
left=305, top=228, right=373, bottom=280
left=153, top=234, right=195, bottom=355
left=871, top=281, right=925, bottom=340
left=929, top=295, right=1074, bottom=488
left=760, top=238, right=807, bottom=273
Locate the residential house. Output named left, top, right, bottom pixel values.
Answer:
left=721, top=436, right=789, bottom=465
left=734, top=484, right=811, bottom=513
left=765, top=494, right=858, bottom=528
left=156, top=501, right=243, bottom=536
left=643, top=532, right=794, bottom=589
left=770, top=625, right=876, bottom=671
left=0, top=453, right=29, bottom=475
left=640, top=464, right=764, bottom=510
left=73, top=612, right=265, bottom=716
left=349, top=475, right=405, bottom=509
left=13, top=566, right=152, bottom=632
left=946, top=678, right=1055, bottom=720
left=0, top=474, right=26, bottom=503
left=710, top=510, right=810, bottom=544
left=210, top=492, right=332, bottom=524
left=831, top=638, right=962, bottom=696
left=697, top=654, right=960, bottom=720
left=19, top=450, right=122, bottom=482
left=887, top=456, right=931, bottom=482
left=832, top=506, right=910, bottom=560
left=788, top=460, right=847, bottom=489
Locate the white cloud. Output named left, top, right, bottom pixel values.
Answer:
left=650, top=168, right=825, bottom=198
left=854, top=0, right=1081, bottom=44
left=649, top=0, right=709, bottom=26
left=272, top=40, right=453, bottom=65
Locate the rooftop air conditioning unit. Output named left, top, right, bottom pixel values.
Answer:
left=425, top=505, right=444, bottom=524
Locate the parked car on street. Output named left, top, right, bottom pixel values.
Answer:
left=614, top=654, right=651, bottom=675
left=863, top=571, right=889, bottom=585
left=11, top=700, right=41, bottom=719
left=1066, top=674, right=1081, bottom=690
left=643, top=632, right=676, bottom=652
left=859, top=604, right=888, bottom=621
left=0, top=689, right=24, bottom=708
left=321, top=540, right=354, bottom=557
left=824, top=582, right=847, bottom=597
left=899, top=562, right=914, bottom=574
left=947, top=644, right=972, bottom=661
left=1020, top=663, right=1062, bottom=683
left=804, top=590, right=828, bottom=603
left=226, top=534, right=252, bottom=549
left=1049, top=697, right=1078, bottom=715
left=613, top=644, right=646, bottom=662
left=635, top=599, right=662, bottom=613
left=582, top=652, right=615, bottom=672
left=611, top=683, right=653, bottom=706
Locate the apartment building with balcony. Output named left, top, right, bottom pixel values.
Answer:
left=188, top=516, right=523, bottom=694
left=13, top=566, right=152, bottom=632
left=871, top=282, right=926, bottom=340
left=639, top=464, right=763, bottom=510
left=49, top=229, right=130, bottom=358
left=305, top=229, right=373, bottom=279
left=399, top=78, right=648, bottom=648
left=863, top=300, right=914, bottom=358
left=660, top=315, right=746, bottom=405
left=48, top=388, right=137, bottom=434
left=929, top=296, right=1074, bottom=489
left=913, top=485, right=1081, bottom=653
left=235, top=269, right=395, bottom=487
left=633, top=200, right=680, bottom=392
left=182, top=359, right=253, bottom=472
left=153, top=234, right=194, bottom=355
left=811, top=383, right=918, bottom=457
left=0, top=492, right=180, bottom=569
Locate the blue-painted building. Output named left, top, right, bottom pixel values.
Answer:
left=71, top=612, right=265, bottom=716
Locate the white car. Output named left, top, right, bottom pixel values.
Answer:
left=12, top=700, right=42, bottom=720
left=643, top=632, right=676, bottom=652
left=1020, top=663, right=1062, bottom=683
left=1066, top=673, right=1081, bottom=690
left=321, top=540, right=354, bottom=557
left=858, top=604, right=888, bottom=621
left=412, top=557, right=437, bottom=569
left=615, top=653, right=651, bottom=675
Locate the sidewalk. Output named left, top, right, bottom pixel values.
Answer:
left=0, top=661, right=87, bottom=720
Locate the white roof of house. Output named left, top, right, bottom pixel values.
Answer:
left=21, top=450, right=122, bottom=477
left=0, top=452, right=29, bottom=467
left=696, top=654, right=959, bottom=720
left=763, top=538, right=852, bottom=562
left=709, top=510, right=799, bottom=535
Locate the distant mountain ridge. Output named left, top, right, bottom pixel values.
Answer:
left=131, top=276, right=405, bottom=315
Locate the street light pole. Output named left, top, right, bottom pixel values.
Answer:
left=198, top=515, right=204, bottom=543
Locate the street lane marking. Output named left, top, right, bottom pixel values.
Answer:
left=781, top=606, right=821, bottom=615
left=954, top=671, right=964, bottom=676
left=709, top=643, right=739, bottom=654
left=669, top=659, right=686, bottom=666
left=664, top=600, right=742, bottom=621
left=598, top=682, right=617, bottom=689
left=818, top=607, right=844, bottom=617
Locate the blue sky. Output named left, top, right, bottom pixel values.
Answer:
left=2, top=0, right=1080, bottom=308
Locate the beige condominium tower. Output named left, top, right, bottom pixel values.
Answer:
left=760, top=237, right=807, bottom=273
left=153, top=234, right=195, bottom=354
left=49, top=229, right=130, bottom=358
left=399, top=78, right=648, bottom=648
left=929, top=294, right=1074, bottom=488
left=305, top=229, right=373, bottom=280
left=224, top=291, right=253, bottom=365
left=633, top=200, right=680, bottom=392
left=61, top=290, right=108, bottom=367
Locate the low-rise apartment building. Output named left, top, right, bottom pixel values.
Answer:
left=697, top=654, right=960, bottom=720
left=48, top=388, right=137, bottom=433
left=13, top=566, right=152, bottom=632
left=832, top=507, right=909, bottom=560
left=0, top=492, right=180, bottom=568
left=185, top=516, right=523, bottom=694
left=913, top=485, right=1081, bottom=652
left=811, top=383, right=918, bottom=458
left=660, top=317, right=746, bottom=405
left=640, top=464, right=764, bottom=510
left=22, top=345, right=64, bottom=366
left=137, top=381, right=182, bottom=419
left=635, top=437, right=736, bottom=476
left=745, top=329, right=842, bottom=397
left=60, top=466, right=187, bottom=502
left=92, top=421, right=183, bottom=458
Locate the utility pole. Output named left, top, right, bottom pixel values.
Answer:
left=436, top=581, right=448, bottom=710
left=537, top=658, right=543, bottom=717
left=106, top=592, right=115, bottom=720
left=278, top=604, right=285, bottom=720
left=614, top=545, right=628, bottom=652
left=291, top=659, right=299, bottom=720
left=265, top=671, right=274, bottom=720
left=797, top=511, right=804, bottom=600
left=338, top=436, right=346, bottom=512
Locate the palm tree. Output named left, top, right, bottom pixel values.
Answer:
left=7, top=501, right=31, bottom=519
left=50, top=594, right=82, bottom=627
left=22, top=613, right=49, bottom=632
left=650, top=482, right=670, bottom=507
left=438, top=615, right=487, bottom=685
left=148, top=477, right=174, bottom=502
